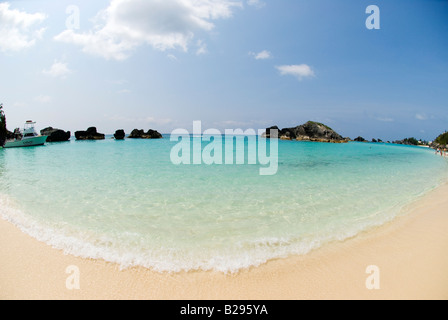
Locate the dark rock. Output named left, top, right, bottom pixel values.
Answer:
left=128, top=129, right=144, bottom=138
left=372, top=138, right=378, bottom=143
left=144, top=129, right=163, bottom=139
left=354, top=136, right=366, bottom=142
left=40, top=127, right=71, bottom=142
left=262, top=126, right=280, bottom=138
left=114, top=129, right=125, bottom=140
left=264, top=121, right=347, bottom=143
left=86, top=127, right=99, bottom=135
left=128, top=129, right=163, bottom=139
left=75, top=127, right=105, bottom=140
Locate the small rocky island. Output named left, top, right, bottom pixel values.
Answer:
left=114, top=129, right=126, bottom=140
left=75, top=127, right=105, bottom=140
left=128, top=129, right=163, bottom=139
left=354, top=136, right=367, bottom=142
left=40, top=127, right=71, bottom=142
left=263, top=121, right=348, bottom=143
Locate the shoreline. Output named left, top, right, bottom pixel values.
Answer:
left=1, top=183, right=448, bottom=300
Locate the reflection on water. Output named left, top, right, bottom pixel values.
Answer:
left=0, top=149, right=4, bottom=179
left=0, top=145, right=48, bottom=191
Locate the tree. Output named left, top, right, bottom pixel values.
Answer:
left=435, top=132, right=448, bottom=146
left=0, top=103, right=7, bottom=147
left=402, top=137, right=419, bottom=146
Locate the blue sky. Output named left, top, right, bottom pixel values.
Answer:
left=0, top=0, right=447, bottom=141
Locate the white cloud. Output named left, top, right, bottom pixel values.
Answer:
left=54, top=0, right=242, bottom=60
left=167, top=54, right=179, bottom=61
left=415, top=113, right=428, bottom=121
left=247, top=0, right=265, bottom=9
left=368, top=113, right=395, bottom=123
left=34, top=95, right=52, bottom=104
left=109, top=79, right=128, bottom=85
left=108, top=115, right=173, bottom=126
left=0, top=3, right=46, bottom=53
left=117, top=89, right=131, bottom=94
left=43, top=61, right=72, bottom=79
left=196, top=39, right=208, bottom=55
left=250, top=50, right=271, bottom=60
left=144, top=117, right=173, bottom=125
left=276, top=64, right=315, bottom=80
left=13, top=102, right=27, bottom=108
left=375, top=116, right=394, bottom=122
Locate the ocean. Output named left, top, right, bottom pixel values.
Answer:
left=0, top=136, right=447, bottom=273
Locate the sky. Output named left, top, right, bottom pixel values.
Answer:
left=0, top=0, right=447, bottom=141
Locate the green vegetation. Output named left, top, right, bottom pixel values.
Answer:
left=435, top=132, right=448, bottom=146
left=0, top=103, right=7, bottom=146
left=307, top=121, right=333, bottom=131
left=402, top=137, right=419, bottom=146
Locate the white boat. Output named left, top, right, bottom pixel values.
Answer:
left=3, top=121, right=47, bottom=148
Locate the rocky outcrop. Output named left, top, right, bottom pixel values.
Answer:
left=264, top=126, right=280, bottom=139
left=128, top=129, right=163, bottom=139
left=40, top=127, right=71, bottom=142
left=114, top=129, right=126, bottom=140
left=128, top=129, right=143, bottom=138
left=430, top=142, right=448, bottom=150
left=263, top=121, right=347, bottom=143
left=392, top=137, right=419, bottom=146
left=75, top=127, right=105, bottom=140
left=354, top=136, right=366, bottom=142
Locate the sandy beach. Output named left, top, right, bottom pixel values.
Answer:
left=1, top=182, right=448, bottom=300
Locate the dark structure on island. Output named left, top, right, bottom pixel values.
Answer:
left=75, top=127, right=105, bottom=140
left=263, top=121, right=348, bottom=143
left=40, top=127, right=71, bottom=142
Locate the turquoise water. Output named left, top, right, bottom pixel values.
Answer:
left=0, top=136, right=447, bottom=273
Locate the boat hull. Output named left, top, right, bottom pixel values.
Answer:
left=3, top=136, right=48, bottom=148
